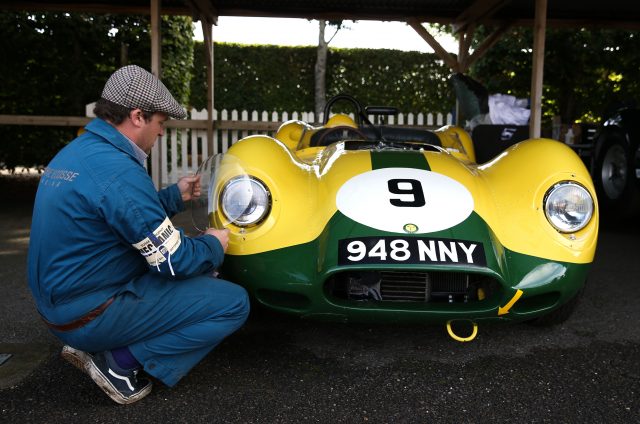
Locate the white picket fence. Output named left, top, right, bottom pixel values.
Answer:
left=159, top=108, right=453, bottom=187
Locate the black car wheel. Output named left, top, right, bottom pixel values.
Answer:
left=600, top=141, right=628, bottom=199
left=593, top=136, right=640, bottom=217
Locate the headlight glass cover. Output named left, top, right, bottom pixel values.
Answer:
left=544, top=182, right=594, bottom=233
left=220, top=176, right=271, bottom=226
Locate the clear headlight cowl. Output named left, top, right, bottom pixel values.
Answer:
left=544, top=182, right=594, bottom=233
left=220, top=176, right=271, bottom=227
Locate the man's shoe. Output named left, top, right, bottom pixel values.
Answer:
left=84, top=350, right=152, bottom=405
left=61, top=345, right=91, bottom=374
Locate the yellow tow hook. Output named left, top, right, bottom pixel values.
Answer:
left=446, top=319, right=478, bottom=342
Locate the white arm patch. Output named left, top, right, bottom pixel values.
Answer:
left=132, top=217, right=181, bottom=266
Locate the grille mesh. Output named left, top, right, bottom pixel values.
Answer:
left=379, top=271, right=429, bottom=301
left=326, top=270, right=493, bottom=303
left=430, top=272, right=468, bottom=293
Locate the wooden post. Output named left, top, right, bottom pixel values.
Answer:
left=530, top=0, right=547, bottom=138
left=202, top=18, right=215, bottom=157
left=150, top=0, right=162, bottom=188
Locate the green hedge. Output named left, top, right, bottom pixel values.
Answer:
left=0, top=12, right=454, bottom=170
left=0, top=12, right=193, bottom=171
left=190, top=42, right=455, bottom=114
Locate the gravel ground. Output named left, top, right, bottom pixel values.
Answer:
left=1, top=174, right=638, bottom=423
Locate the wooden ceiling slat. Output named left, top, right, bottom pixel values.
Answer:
left=2, top=0, right=640, bottom=29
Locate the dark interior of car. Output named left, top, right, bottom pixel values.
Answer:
left=309, top=125, right=442, bottom=147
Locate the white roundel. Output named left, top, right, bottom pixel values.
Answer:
left=336, top=168, right=474, bottom=234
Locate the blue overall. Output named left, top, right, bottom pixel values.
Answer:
left=27, top=118, right=249, bottom=387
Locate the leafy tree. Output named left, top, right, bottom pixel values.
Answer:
left=467, top=26, right=640, bottom=124
left=0, top=11, right=194, bottom=170
left=315, top=20, right=348, bottom=120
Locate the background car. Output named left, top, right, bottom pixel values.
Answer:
left=591, top=106, right=640, bottom=218
left=193, top=93, right=598, bottom=333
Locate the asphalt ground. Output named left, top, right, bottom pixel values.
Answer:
left=1, top=174, right=639, bottom=423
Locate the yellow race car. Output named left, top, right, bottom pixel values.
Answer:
left=194, top=94, right=598, bottom=332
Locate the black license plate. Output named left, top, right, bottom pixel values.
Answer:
left=338, top=236, right=486, bottom=266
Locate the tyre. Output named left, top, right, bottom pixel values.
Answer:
left=528, top=286, right=584, bottom=327
left=593, top=135, right=640, bottom=218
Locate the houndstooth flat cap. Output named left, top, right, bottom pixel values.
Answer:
left=101, top=65, right=187, bottom=119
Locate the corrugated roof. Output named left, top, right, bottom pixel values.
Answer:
left=3, top=0, right=640, bottom=30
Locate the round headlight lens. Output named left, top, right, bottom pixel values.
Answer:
left=544, top=182, right=594, bottom=233
left=220, top=176, right=271, bottom=226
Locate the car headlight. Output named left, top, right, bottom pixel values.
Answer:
left=220, top=176, right=271, bottom=226
left=544, top=182, right=594, bottom=233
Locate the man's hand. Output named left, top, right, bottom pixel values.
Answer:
left=177, top=175, right=201, bottom=202
left=204, top=228, right=230, bottom=252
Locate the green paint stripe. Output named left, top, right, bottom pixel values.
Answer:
left=370, top=150, right=430, bottom=170
left=224, top=229, right=589, bottom=319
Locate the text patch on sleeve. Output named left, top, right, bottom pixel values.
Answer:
left=132, top=217, right=181, bottom=266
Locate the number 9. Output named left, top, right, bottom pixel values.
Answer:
left=388, top=179, right=426, bottom=207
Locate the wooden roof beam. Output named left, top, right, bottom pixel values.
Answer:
left=453, top=0, right=511, bottom=33
left=459, top=21, right=512, bottom=72
left=407, top=18, right=460, bottom=73
left=184, top=0, right=219, bottom=24
left=0, top=1, right=187, bottom=16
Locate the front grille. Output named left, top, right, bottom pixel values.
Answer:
left=326, top=270, right=496, bottom=304
left=379, top=271, right=429, bottom=301
left=430, top=272, right=470, bottom=302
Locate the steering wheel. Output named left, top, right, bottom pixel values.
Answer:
left=323, top=93, right=382, bottom=140
left=322, top=94, right=367, bottom=126
left=313, top=125, right=369, bottom=147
